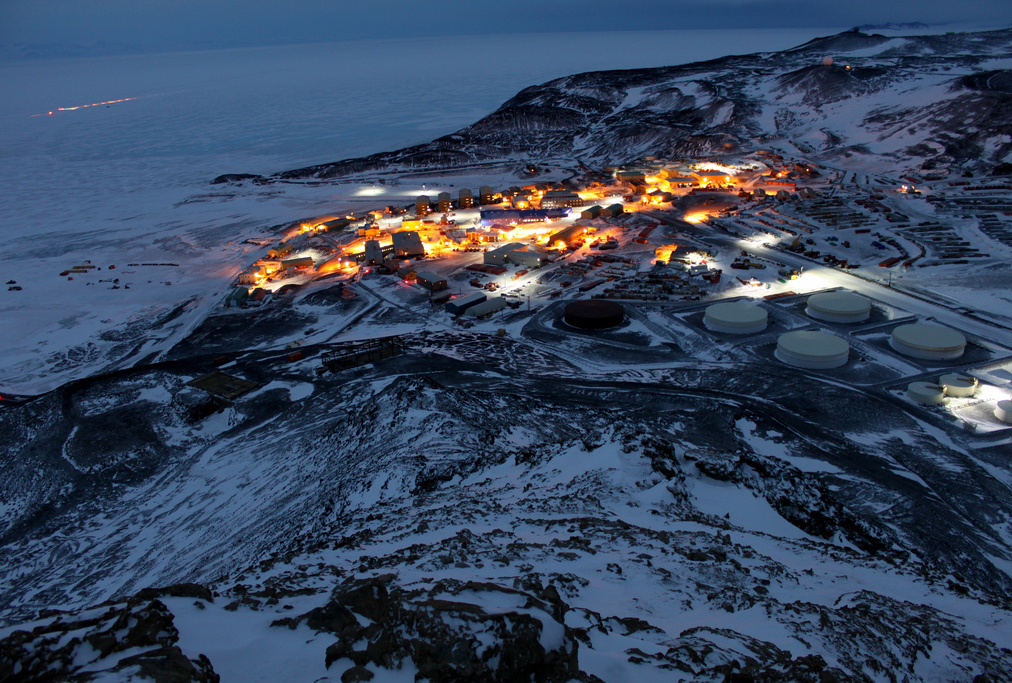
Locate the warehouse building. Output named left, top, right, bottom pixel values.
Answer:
left=541, top=190, right=584, bottom=209
left=415, top=271, right=448, bottom=292
left=281, top=256, right=315, bottom=271
left=479, top=208, right=569, bottom=226
left=507, top=248, right=548, bottom=268
left=464, top=297, right=507, bottom=319
left=666, top=176, right=698, bottom=187
left=692, top=170, right=731, bottom=186
left=581, top=205, right=602, bottom=219
left=600, top=204, right=625, bottom=218
left=445, top=292, right=486, bottom=316
left=267, top=242, right=294, bottom=259
left=485, top=242, right=526, bottom=266
left=547, top=224, right=591, bottom=248
left=614, top=170, right=646, bottom=183
left=237, top=265, right=265, bottom=285
left=392, top=231, right=425, bottom=258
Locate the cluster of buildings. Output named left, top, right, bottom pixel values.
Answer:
left=413, top=183, right=582, bottom=217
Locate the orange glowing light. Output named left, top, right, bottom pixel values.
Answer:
left=31, top=96, right=140, bottom=117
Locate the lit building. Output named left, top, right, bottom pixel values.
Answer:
left=541, top=190, right=584, bottom=209
left=507, top=248, right=548, bottom=268
left=254, top=260, right=281, bottom=275
left=281, top=256, right=315, bottom=271
left=479, top=208, right=569, bottom=226
left=459, top=188, right=475, bottom=208
left=485, top=242, right=527, bottom=266
left=267, top=242, right=294, bottom=259
left=615, top=170, right=646, bottom=183
left=415, top=195, right=431, bottom=217
left=479, top=186, right=496, bottom=205
left=237, top=265, right=266, bottom=285
left=692, top=170, right=730, bottom=186
left=546, top=224, right=592, bottom=248
left=363, top=240, right=384, bottom=265
left=666, top=176, right=698, bottom=187
left=392, top=230, right=425, bottom=257
left=437, top=192, right=452, bottom=213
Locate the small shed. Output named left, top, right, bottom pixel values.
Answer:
left=416, top=270, right=448, bottom=291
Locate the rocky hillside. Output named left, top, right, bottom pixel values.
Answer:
left=212, top=28, right=1012, bottom=185
left=2, top=332, right=1012, bottom=680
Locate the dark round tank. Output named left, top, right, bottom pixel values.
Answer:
left=564, top=300, right=625, bottom=329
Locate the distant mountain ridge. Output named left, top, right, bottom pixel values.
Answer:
left=216, top=27, right=1012, bottom=183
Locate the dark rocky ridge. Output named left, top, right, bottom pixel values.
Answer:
left=3, top=330, right=1012, bottom=679
left=214, top=28, right=1012, bottom=185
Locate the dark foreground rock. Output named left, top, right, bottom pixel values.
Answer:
left=0, top=597, right=218, bottom=682
left=279, top=574, right=589, bottom=682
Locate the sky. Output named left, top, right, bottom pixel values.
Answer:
left=1, top=0, right=1011, bottom=60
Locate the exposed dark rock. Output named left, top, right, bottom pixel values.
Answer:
left=211, top=173, right=263, bottom=184
left=294, top=575, right=585, bottom=681
left=341, top=665, right=375, bottom=682
left=137, top=583, right=214, bottom=603
left=0, top=598, right=218, bottom=682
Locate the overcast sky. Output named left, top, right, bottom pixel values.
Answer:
left=2, top=0, right=1011, bottom=59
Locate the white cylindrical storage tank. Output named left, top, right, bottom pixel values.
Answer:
left=890, top=323, right=966, bottom=360
left=996, top=400, right=1012, bottom=424
left=939, top=373, right=978, bottom=398
left=775, top=330, right=849, bottom=369
left=907, top=381, right=947, bottom=405
left=704, top=301, right=768, bottom=334
left=806, top=291, right=872, bottom=323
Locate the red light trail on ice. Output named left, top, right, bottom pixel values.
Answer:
left=31, top=97, right=140, bottom=117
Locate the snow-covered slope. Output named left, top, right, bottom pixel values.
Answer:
left=3, top=332, right=1012, bottom=680
left=240, top=28, right=1012, bottom=182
